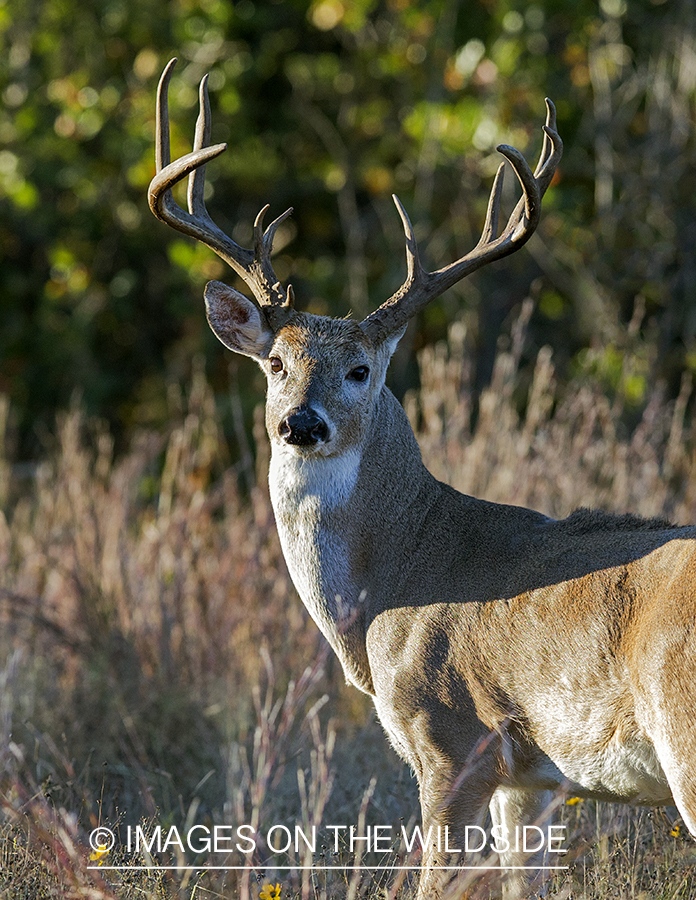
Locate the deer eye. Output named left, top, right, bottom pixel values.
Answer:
left=270, top=357, right=284, bottom=374
left=347, top=365, right=369, bottom=383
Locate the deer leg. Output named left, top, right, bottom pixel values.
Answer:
left=489, top=786, right=553, bottom=899
left=666, top=766, right=696, bottom=839
left=642, top=621, right=696, bottom=840
left=650, top=717, right=696, bottom=838
left=651, top=700, right=696, bottom=838
left=415, top=765, right=496, bottom=900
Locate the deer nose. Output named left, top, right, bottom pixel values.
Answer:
left=279, top=408, right=329, bottom=446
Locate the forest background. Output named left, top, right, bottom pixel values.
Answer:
left=2, top=0, right=695, bottom=455
left=2, top=0, right=696, bottom=898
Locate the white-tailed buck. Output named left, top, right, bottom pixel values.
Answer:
left=149, top=59, right=696, bottom=898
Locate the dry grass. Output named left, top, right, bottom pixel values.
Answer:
left=1, top=309, right=696, bottom=898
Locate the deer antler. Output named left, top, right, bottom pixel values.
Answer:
left=360, top=100, right=563, bottom=345
left=148, top=58, right=294, bottom=324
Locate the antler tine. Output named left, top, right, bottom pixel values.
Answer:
left=254, top=205, right=294, bottom=261
left=493, top=144, right=541, bottom=239
left=534, top=99, right=558, bottom=180
left=151, top=59, right=226, bottom=220
left=360, top=103, right=562, bottom=345
left=148, top=59, right=294, bottom=314
left=479, top=161, right=505, bottom=245
left=187, top=73, right=212, bottom=219
left=253, top=204, right=271, bottom=257
left=392, top=195, right=425, bottom=290
left=155, top=58, right=175, bottom=172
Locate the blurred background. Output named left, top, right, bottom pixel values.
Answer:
left=3, top=0, right=696, bottom=897
left=2, top=0, right=695, bottom=458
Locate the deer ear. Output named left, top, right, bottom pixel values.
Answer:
left=204, top=280, right=274, bottom=360
left=383, top=324, right=407, bottom=360
left=360, top=321, right=406, bottom=360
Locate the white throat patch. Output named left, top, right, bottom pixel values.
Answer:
left=269, top=446, right=361, bottom=510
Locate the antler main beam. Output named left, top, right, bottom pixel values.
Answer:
left=360, top=101, right=563, bottom=345
left=148, top=58, right=294, bottom=315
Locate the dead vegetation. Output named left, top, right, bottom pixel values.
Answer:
left=1, top=309, right=696, bottom=898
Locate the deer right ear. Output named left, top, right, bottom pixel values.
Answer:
left=204, top=280, right=274, bottom=360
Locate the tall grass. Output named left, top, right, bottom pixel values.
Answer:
left=1, top=308, right=695, bottom=898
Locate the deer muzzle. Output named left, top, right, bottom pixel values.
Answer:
left=279, top=407, right=329, bottom=446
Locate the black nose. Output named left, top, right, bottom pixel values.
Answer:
left=279, top=408, right=329, bottom=446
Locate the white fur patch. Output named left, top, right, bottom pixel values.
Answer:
left=522, top=712, right=671, bottom=803
left=269, top=446, right=360, bottom=510
left=269, top=446, right=362, bottom=644
left=559, top=738, right=669, bottom=803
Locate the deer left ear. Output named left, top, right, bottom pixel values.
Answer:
left=360, top=321, right=406, bottom=360
left=204, top=280, right=275, bottom=360
left=383, top=324, right=407, bottom=360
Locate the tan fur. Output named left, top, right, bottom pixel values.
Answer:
left=201, top=286, right=696, bottom=898
left=149, top=74, right=593, bottom=896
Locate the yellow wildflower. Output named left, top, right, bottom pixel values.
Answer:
left=259, top=884, right=282, bottom=900
left=89, top=847, right=109, bottom=865
left=565, top=797, right=583, bottom=805
left=671, top=824, right=681, bottom=837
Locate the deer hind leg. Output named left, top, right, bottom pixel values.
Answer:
left=489, top=786, right=554, bottom=900
left=665, top=761, right=696, bottom=838
left=643, top=622, right=696, bottom=839
left=651, top=702, right=696, bottom=838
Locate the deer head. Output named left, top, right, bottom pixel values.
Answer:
left=148, top=59, right=562, bottom=464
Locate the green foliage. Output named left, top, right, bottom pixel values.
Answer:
left=1, top=0, right=695, bottom=453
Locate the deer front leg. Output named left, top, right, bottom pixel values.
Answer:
left=489, top=786, right=554, bottom=899
left=415, top=765, right=497, bottom=900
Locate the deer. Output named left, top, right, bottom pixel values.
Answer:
left=148, top=59, right=696, bottom=899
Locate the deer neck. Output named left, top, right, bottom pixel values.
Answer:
left=268, top=387, right=436, bottom=695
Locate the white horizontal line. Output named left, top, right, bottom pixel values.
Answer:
left=87, top=865, right=570, bottom=871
